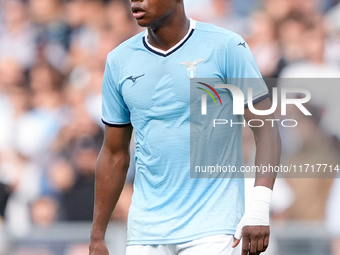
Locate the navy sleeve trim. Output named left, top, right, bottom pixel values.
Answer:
left=101, top=118, right=131, bottom=127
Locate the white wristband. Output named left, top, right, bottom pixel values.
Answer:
left=234, top=186, right=272, bottom=240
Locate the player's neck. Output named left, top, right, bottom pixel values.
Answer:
left=146, top=15, right=190, bottom=52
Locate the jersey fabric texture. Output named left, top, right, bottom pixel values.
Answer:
left=102, top=19, right=269, bottom=245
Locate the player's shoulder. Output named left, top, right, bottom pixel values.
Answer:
left=106, top=31, right=145, bottom=66
left=194, top=20, right=242, bottom=42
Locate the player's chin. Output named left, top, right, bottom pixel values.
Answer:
left=135, top=18, right=151, bottom=27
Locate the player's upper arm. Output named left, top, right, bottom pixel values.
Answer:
left=244, top=97, right=274, bottom=123
left=102, top=125, right=133, bottom=156
left=244, top=97, right=280, bottom=143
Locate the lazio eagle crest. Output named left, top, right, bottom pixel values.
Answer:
left=179, top=59, right=206, bottom=79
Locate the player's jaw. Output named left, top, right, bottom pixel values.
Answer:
left=130, top=0, right=177, bottom=29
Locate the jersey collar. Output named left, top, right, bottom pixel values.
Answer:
left=143, top=19, right=196, bottom=57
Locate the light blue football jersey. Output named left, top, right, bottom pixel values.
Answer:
left=102, top=19, right=269, bottom=245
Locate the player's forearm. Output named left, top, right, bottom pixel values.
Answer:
left=90, top=148, right=130, bottom=241
left=253, top=120, right=281, bottom=190
left=234, top=122, right=280, bottom=246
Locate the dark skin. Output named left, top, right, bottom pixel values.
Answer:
left=131, top=0, right=189, bottom=50
left=90, top=125, right=133, bottom=255
left=90, top=0, right=281, bottom=254
left=234, top=97, right=281, bottom=255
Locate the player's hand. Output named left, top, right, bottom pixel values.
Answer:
left=232, top=225, right=270, bottom=255
left=89, top=239, right=109, bottom=255
left=232, top=186, right=272, bottom=254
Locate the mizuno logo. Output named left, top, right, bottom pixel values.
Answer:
left=127, top=74, right=145, bottom=83
left=237, top=42, right=246, bottom=48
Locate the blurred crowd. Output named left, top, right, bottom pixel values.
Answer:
left=0, top=0, right=340, bottom=253
left=0, top=0, right=139, bottom=236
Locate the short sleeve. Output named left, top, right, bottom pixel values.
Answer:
left=101, top=59, right=131, bottom=127
left=225, top=33, right=269, bottom=106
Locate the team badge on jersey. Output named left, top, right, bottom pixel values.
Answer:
left=179, top=59, right=206, bottom=79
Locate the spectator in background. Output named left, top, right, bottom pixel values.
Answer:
left=60, top=136, right=98, bottom=221
left=281, top=108, right=337, bottom=221
left=0, top=58, right=25, bottom=89
left=0, top=0, right=37, bottom=69
left=28, top=0, right=70, bottom=73
left=246, top=11, right=280, bottom=77
left=15, top=63, right=65, bottom=164
left=1, top=150, right=41, bottom=236
left=66, top=0, right=105, bottom=68
left=280, top=16, right=340, bottom=78
left=43, top=158, right=75, bottom=197
left=276, top=9, right=340, bottom=226
left=274, top=12, right=311, bottom=75
left=262, top=0, right=292, bottom=22
left=279, top=15, right=340, bottom=141
left=288, top=0, right=322, bottom=16
left=0, top=182, right=10, bottom=222
left=30, top=196, right=58, bottom=227
left=185, top=0, right=248, bottom=35
left=0, top=84, right=35, bottom=234
left=0, top=76, right=28, bottom=152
